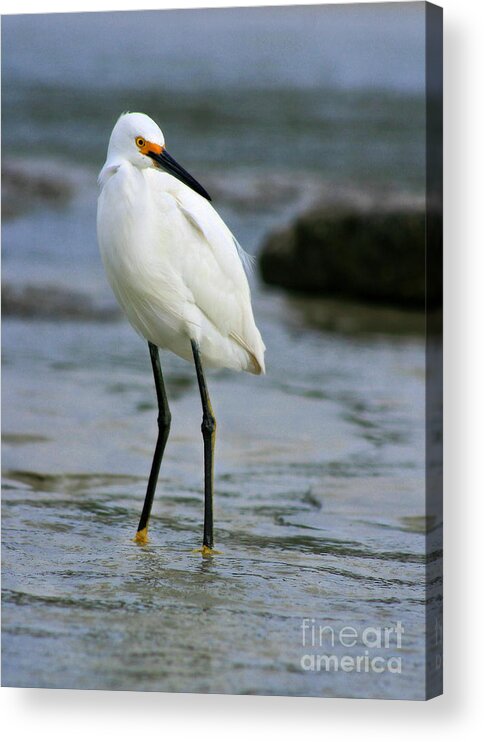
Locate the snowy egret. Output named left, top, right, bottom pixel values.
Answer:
left=97, top=112, right=265, bottom=554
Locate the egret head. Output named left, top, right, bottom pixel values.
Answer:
left=107, top=112, right=165, bottom=169
left=105, top=111, right=211, bottom=200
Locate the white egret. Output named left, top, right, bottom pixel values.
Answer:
left=97, top=112, right=265, bottom=554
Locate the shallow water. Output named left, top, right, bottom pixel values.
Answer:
left=1, top=5, right=440, bottom=699
left=2, top=285, right=436, bottom=698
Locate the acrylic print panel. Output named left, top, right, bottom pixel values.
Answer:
left=1, top=2, right=443, bottom=699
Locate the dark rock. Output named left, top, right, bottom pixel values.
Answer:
left=2, top=159, right=74, bottom=219
left=259, top=200, right=441, bottom=309
left=2, top=283, right=120, bottom=322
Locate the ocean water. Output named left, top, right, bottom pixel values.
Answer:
left=1, top=5, right=426, bottom=187
left=1, top=5, right=440, bottom=699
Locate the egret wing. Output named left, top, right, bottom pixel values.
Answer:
left=149, top=173, right=265, bottom=373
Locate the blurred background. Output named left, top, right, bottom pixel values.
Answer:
left=2, top=5, right=439, bottom=700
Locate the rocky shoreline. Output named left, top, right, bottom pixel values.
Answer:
left=1, top=283, right=120, bottom=322
left=2, top=159, right=74, bottom=220
left=259, top=192, right=440, bottom=310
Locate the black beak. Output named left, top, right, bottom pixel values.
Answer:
left=148, top=149, right=211, bottom=201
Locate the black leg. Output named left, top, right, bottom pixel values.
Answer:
left=191, top=339, right=216, bottom=551
left=135, top=342, right=171, bottom=543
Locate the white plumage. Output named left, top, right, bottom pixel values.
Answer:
left=97, top=112, right=265, bottom=375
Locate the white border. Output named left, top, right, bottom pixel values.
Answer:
left=1, top=0, right=483, bottom=738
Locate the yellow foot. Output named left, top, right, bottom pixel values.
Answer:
left=192, top=545, right=222, bottom=557
left=133, top=527, right=149, bottom=545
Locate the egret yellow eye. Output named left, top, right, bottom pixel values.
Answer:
left=136, top=137, right=146, bottom=148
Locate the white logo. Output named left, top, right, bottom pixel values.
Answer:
left=300, top=619, right=404, bottom=674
